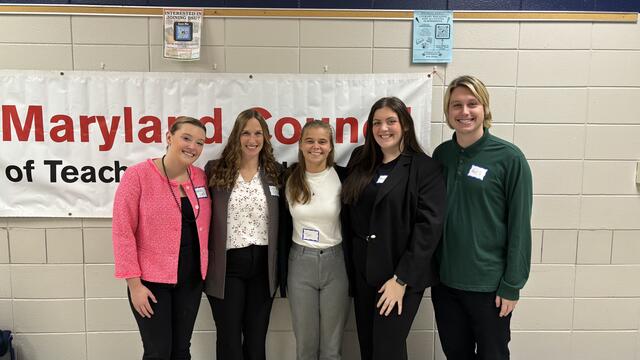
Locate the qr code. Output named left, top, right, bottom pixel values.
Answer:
left=435, top=24, right=450, bottom=39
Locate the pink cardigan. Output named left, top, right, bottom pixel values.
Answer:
left=112, top=159, right=212, bottom=284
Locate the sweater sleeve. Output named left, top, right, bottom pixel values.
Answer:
left=496, top=153, right=533, bottom=300
left=112, top=165, right=143, bottom=279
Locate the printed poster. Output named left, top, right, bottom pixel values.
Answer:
left=412, top=10, right=453, bottom=63
left=163, top=8, right=203, bottom=60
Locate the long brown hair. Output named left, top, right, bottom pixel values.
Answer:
left=341, top=97, right=423, bottom=204
left=287, top=120, right=335, bottom=205
left=208, top=109, right=280, bottom=189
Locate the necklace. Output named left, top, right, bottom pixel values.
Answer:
left=307, top=166, right=330, bottom=197
left=162, top=155, right=200, bottom=222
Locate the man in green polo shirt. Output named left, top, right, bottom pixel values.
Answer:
left=432, top=75, right=533, bottom=360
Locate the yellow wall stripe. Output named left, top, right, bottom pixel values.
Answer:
left=0, top=5, right=636, bottom=22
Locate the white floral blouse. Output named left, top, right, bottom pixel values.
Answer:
left=226, top=171, right=269, bottom=249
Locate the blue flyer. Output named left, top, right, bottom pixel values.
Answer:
left=412, top=10, right=453, bottom=63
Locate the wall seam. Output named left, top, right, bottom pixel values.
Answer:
left=223, top=17, right=228, bottom=72
left=70, top=15, right=76, bottom=71
left=81, top=220, right=89, bottom=360
left=370, top=20, right=374, bottom=73
left=147, top=16, right=151, bottom=72
left=298, top=18, right=301, bottom=73
left=512, top=21, right=520, bottom=144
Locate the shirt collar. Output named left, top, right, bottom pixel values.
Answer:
left=453, top=128, right=491, bottom=157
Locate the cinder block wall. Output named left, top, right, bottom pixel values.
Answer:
left=1, top=14, right=639, bottom=360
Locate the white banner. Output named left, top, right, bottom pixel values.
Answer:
left=0, top=71, right=432, bottom=217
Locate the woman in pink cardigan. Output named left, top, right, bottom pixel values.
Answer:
left=112, top=116, right=212, bottom=360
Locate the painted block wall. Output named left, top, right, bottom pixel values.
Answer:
left=0, top=14, right=639, bottom=360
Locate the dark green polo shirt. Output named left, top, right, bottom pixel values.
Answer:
left=433, top=129, right=533, bottom=300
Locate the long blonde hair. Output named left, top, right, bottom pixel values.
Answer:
left=208, top=109, right=280, bottom=189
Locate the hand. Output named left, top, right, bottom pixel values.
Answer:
left=127, top=278, right=157, bottom=318
left=376, top=277, right=406, bottom=316
left=495, top=295, right=517, bottom=317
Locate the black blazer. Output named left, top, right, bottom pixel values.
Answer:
left=204, top=160, right=282, bottom=299
left=347, top=148, right=446, bottom=291
left=277, top=164, right=353, bottom=297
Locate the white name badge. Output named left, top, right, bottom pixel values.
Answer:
left=468, top=165, right=488, bottom=181
left=376, top=175, right=388, bottom=184
left=269, top=185, right=279, bottom=196
left=195, top=187, right=208, bottom=199
left=302, top=228, right=320, bottom=242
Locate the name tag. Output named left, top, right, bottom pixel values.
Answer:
left=195, top=187, right=208, bottom=199
left=302, top=228, right=320, bottom=242
left=376, top=175, right=388, bottom=184
left=269, top=185, right=279, bottom=196
left=467, top=165, right=488, bottom=181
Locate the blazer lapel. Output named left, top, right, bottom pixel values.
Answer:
left=373, top=154, right=412, bottom=208
left=213, top=188, right=231, bottom=249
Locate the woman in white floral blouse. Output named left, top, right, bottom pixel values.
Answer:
left=203, top=108, right=282, bottom=360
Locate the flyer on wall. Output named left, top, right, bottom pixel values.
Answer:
left=412, top=10, right=453, bottom=63
left=163, top=8, right=203, bottom=60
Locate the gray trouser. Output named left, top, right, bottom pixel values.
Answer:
left=288, top=242, right=351, bottom=360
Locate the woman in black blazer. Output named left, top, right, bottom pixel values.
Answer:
left=341, top=97, right=446, bottom=360
left=204, top=108, right=282, bottom=360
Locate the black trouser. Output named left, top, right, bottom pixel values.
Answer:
left=129, top=219, right=203, bottom=360
left=351, top=238, right=423, bottom=360
left=431, top=284, right=512, bottom=360
left=208, top=245, right=274, bottom=360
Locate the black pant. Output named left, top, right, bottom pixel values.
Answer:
left=352, top=262, right=423, bottom=360
left=129, top=205, right=202, bottom=360
left=431, top=284, right=511, bottom=360
left=208, top=245, right=274, bottom=360
left=129, top=279, right=203, bottom=360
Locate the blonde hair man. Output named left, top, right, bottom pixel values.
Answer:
left=432, top=75, right=533, bottom=360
